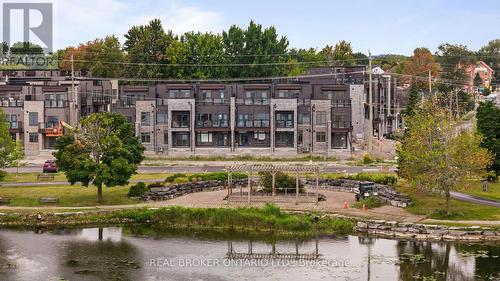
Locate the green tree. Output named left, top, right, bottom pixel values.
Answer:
left=124, top=19, right=175, bottom=78
left=53, top=113, right=145, bottom=203
left=436, top=43, right=475, bottom=80
left=404, top=81, right=420, bottom=117
left=320, top=41, right=355, bottom=66
left=478, top=39, right=500, bottom=85
left=0, top=109, right=16, bottom=181
left=9, top=141, right=24, bottom=177
left=259, top=172, right=304, bottom=193
left=0, top=42, right=8, bottom=55
left=10, top=42, right=44, bottom=54
left=403, top=47, right=440, bottom=91
left=397, top=99, right=492, bottom=214
left=473, top=72, right=483, bottom=87
left=476, top=102, right=500, bottom=179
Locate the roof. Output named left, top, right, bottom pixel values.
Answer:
left=225, top=164, right=321, bottom=173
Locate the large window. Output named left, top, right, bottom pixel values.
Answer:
left=275, top=112, right=294, bottom=128
left=332, top=133, right=347, bottom=148
left=141, top=112, right=151, bottom=126
left=168, top=89, right=191, bottom=99
left=298, top=112, right=310, bottom=124
left=29, top=133, right=38, bottom=143
left=196, top=132, right=213, bottom=143
left=141, top=132, right=151, bottom=143
left=28, top=112, right=38, bottom=126
left=315, top=111, right=326, bottom=125
left=237, top=113, right=249, bottom=127
left=157, top=112, right=167, bottom=124
left=216, top=113, right=228, bottom=127
left=255, top=113, right=270, bottom=127
left=163, top=131, right=168, bottom=145
left=277, top=89, right=300, bottom=98
left=316, top=132, right=326, bottom=142
left=173, top=132, right=190, bottom=147
left=46, top=116, right=59, bottom=127
left=172, top=112, right=190, bottom=128
left=44, top=93, right=66, bottom=108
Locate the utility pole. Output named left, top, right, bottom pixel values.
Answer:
left=367, top=51, right=373, bottom=155
left=428, top=70, right=432, bottom=97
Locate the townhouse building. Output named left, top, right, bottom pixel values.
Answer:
left=0, top=67, right=402, bottom=158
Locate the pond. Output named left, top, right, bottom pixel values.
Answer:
left=0, top=226, right=498, bottom=281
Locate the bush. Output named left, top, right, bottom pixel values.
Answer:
left=128, top=182, right=148, bottom=197
left=348, top=172, right=397, bottom=185
left=0, top=170, right=5, bottom=181
left=353, top=196, right=384, bottom=209
left=362, top=154, right=374, bottom=164
left=187, top=172, right=247, bottom=182
left=172, top=177, right=189, bottom=184
left=259, top=172, right=304, bottom=193
left=165, top=173, right=186, bottom=183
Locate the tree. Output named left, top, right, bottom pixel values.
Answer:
left=404, top=81, right=420, bottom=117
left=9, top=141, right=24, bottom=177
left=0, top=109, right=16, bottom=181
left=477, top=39, right=500, bottom=85
left=124, top=19, right=175, bottom=78
left=53, top=113, right=145, bottom=203
left=320, top=41, right=355, bottom=66
left=436, top=43, right=475, bottom=80
left=403, top=47, right=440, bottom=90
left=0, top=42, right=8, bottom=55
left=397, top=99, right=492, bottom=214
left=259, top=172, right=304, bottom=193
left=476, top=102, right=500, bottom=179
left=10, top=42, right=43, bottom=54
left=473, top=72, right=483, bottom=87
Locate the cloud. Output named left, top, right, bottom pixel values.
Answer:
left=52, top=0, right=223, bottom=49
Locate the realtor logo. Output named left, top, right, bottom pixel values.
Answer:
left=2, top=2, right=53, bottom=53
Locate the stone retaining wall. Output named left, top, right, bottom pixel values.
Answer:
left=356, top=220, right=500, bottom=241
left=305, top=178, right=411, bottom=207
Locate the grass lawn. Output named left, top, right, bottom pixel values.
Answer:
left=0, top=184, right=139, bottom=207
left=406, top=194, right=500, bottom=220
left=459, top=181, right=500, bottom=201
left=2, top=172, right=167, bottom=183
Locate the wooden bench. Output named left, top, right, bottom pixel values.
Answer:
left=39, top=197, right=59, bottom=203
left=0, top=197, right=10, bottom=205
left=37, top=173, right=55, bottom=181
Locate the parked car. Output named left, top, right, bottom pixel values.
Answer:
left=42, top=160, right=57, bottom=173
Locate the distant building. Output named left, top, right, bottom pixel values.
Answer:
left=462, top=61, right=495, bottom=92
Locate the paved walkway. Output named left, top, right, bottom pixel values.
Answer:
left=450, top=191, right=500, bottom=207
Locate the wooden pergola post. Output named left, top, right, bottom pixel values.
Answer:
left=316, top=170, right=319, bottom=204
left=227, top=171, right=232, bottom=204
left=247, top=170, right=252, bottom=204
left=295, top=171, right=299, bottom=205
left=271, top=171, right=277, bottom=198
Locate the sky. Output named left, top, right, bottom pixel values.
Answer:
left=3, top=0, right=500, bottom=55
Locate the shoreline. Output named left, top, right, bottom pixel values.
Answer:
left=0, top=206, right=498, bottom=242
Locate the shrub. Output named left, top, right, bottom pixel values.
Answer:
left=165, top=173, right=185, bottom=183
left=362, top=154, right=374, bottom=164
left=259, top=172, right=304, bottom=193
left=187, top=172, right=247, bottom=182
left=127, top=182, right=148, bottom=197
left=353, top=196, right=384, bottom=209
left=173, top=177, right=189, bottom=184
left=0, top=170, right=5, bottom=181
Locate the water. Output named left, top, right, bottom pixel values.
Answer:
left=0, top=226, right=498, bottom=281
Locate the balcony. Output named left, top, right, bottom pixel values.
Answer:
left=237, top=120, right=270, bottom=128
left=331, top=100, right=351, bottom=107
left=275, top=120, right=294, bottom=128
left=297, top=99, right=311, bottom=106
left=91, top=96, right=111, bottom=104
left=9, top=121, right=22, bottom=131
left=44, top=100, right=67, bottom=108
left=331, top=121, right=352, bottom=129
left=195, top=98, right=229, bottom=105
left=196, top=120, right=229, bottom=128
left=235, top=98, right=269, bottom=105
left=0, top=99, right=23, bottom=107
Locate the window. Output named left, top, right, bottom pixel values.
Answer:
left=277, top=89, right=300, bottom=98
left=275, top=112, right=294, bottom=128
left=126, top=116, right=133, bottom=123
left=157, top=112, right=167, bottom=124
left=333, top=133, right=347, bottom=149
left=298, top=112, right=310, bottom=124
left=141, top=112, right=151, bottom=126
left=141, top=132, right=151, bottom=143
left=168, top=89, right=191, bottom=98
left=173, top=132, right=190, bottom=147
left=28, top=112, right=38, bottom=126
left=172, top=112, right=190, bottom=128
left=216, top=113, right=228, bottom=127
left=29, top=133, right=38, bottom=143
left=163, top=131, right=168, bottom=145
left=46, top=116, right=58, bottom=127
left=237, top=113, right=249, bottom=127
left=254, top=131, right=267, bottom=141
left=316, top=111, right=326, bottom=125
left=316, top=132, right=326, bottom=142
left=298, top=130, right=303, bottom=145
left=196, top=132, right=212, bottom=143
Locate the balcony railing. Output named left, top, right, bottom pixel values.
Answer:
left=44, top=100, right=67, bottom=108
left=237, top=120, right=270, bottom=128
left=9, top=121, right=22, bottom=130
left=171, top=120, right=190, bottom=128
left=195, top=98, right=229, bottom=105
left=235, top=98, right=269, bottom=105
left=297, top=99, right=311, bottom=106
left=331, top=100, right=352, bottom=107
left=0, top=99, right=23, bottom=107
left=275, top=120, right=294, bottom=128
left=332, top=121, right=352, bottom=129
left=91, top=96, right=111, bottom=104
left=196, top=120, right=229, bottom=128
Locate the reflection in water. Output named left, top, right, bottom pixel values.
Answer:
left=0, top=227, right=497, bottom=281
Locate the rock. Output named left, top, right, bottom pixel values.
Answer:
left=425, top=229, right=449, bottom=235
left=407, top=227, right=421, bottom=233
left=385, top=221, right=398, bottom=226
left=448, top=230, right=466, bottom=236
left=368, top=224, right=381, bottom=229
left=392, top=227, right=408, bottom=232
left=356, top=222, right=368, bottom=229
left=482, top=231, right=496, bottom=237
left=377, top=225, right=391, bottom=230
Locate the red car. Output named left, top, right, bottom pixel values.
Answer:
left=42, top=160, right=57, bottom=173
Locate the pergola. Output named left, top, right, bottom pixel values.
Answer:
left=225, top=164, right=321, bottom=204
